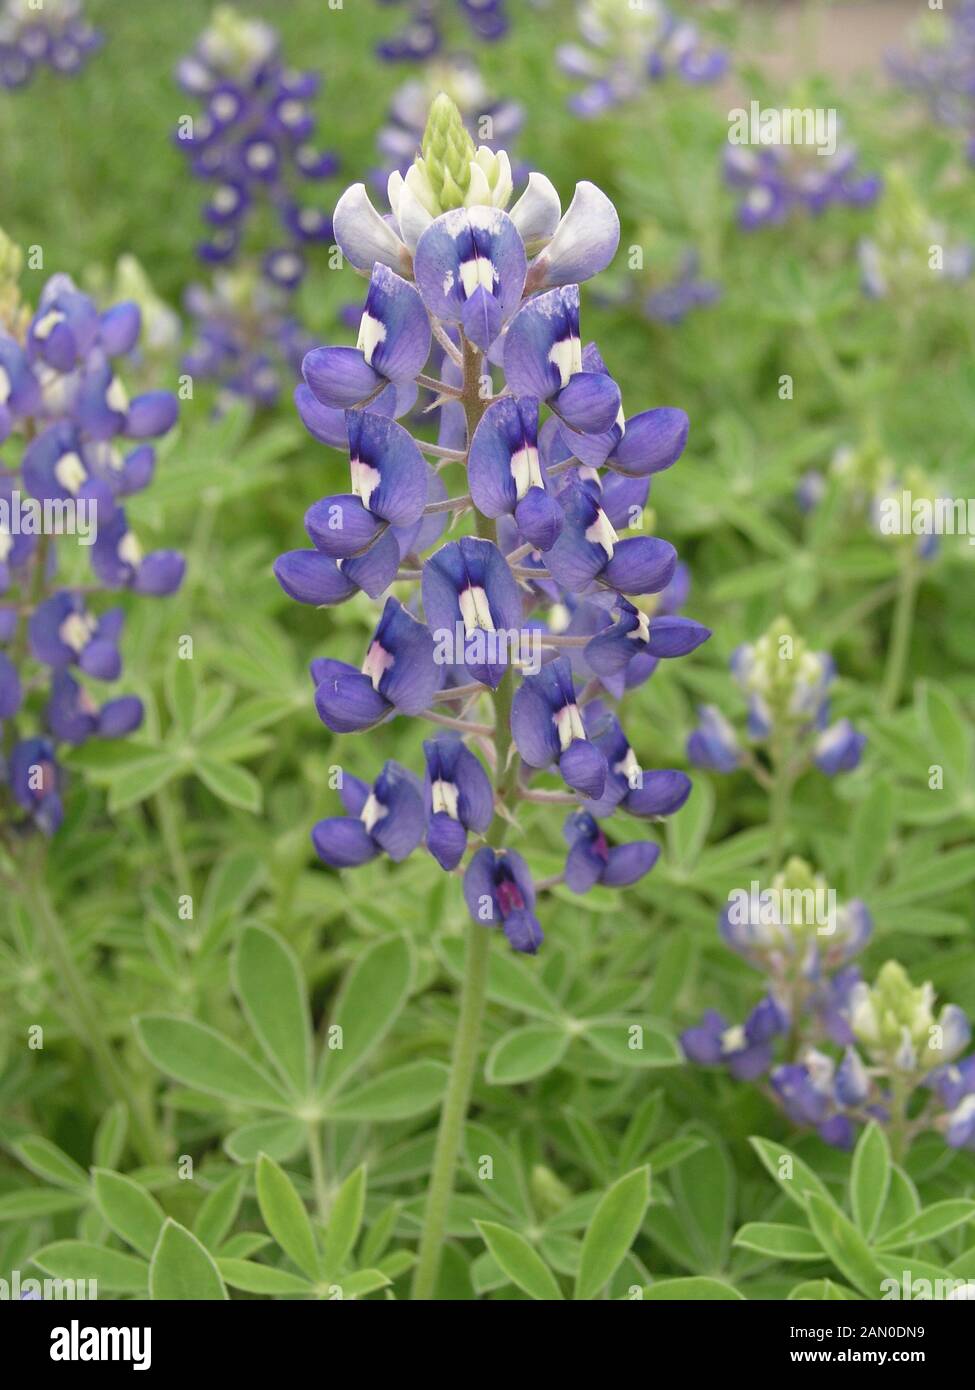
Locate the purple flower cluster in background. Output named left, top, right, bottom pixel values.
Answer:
left=558, top=0, right=726, bottom=118
left=376, top=0, right=509, bottom=63
left=174, top=6, right=337, bottom=288
left=724, top=141, right=882, bottom=230
left=889, top=1, right=975, bottom=164
left=687, top=619, right=865, bottom=782
left=0, top=0, right=101, bottom=89
left=181, top=270, right=315, bottom=412
left=274, top=94, right=710, bottom=953
left=682, top=863, right=975, bottom=1156
left=0, top=259, right=183, bottom=836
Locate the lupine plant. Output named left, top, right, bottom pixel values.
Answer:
left=173, top=5, right=337, bottom=408
left=375, top=0, right=509, bottom=63
left=682, top=857, right=975, bottom=1160
left=274, top=91, right=709, bottom=1297
left=0, top=0, right=101, bottom=89
left=687, top=618, right=865, bottom=868
left=0, top=231, right=182, bottom=1161
left=557, top=0, right=727, bottom=118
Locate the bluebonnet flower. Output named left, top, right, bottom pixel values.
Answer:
left=0, top=0, right=101, bottom=89
left=311, top=761, right=424, bottom=867
left=558, top=0, right=726, bottom=117
left=376, top=0, right=509, bottom=64
left=683, top=865, right=975, bottom=1155
left=0, top=237, right=182, bottom=837
left=174, top=6, right=337, bottom=285
left=889, top=2, right=975, bottom=164
left=182, top=269, right=315, bottom=410
left=275, top=95, right=708, bottom=951
left=724, top=138, right=881, bottom=230
left=858, top=169, right=972, bottom=299
left=688, top=617, right=866, bottom=782
left=644, top=250, right=721, bottom=324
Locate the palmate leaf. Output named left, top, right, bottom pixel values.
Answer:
left=32, top=1240, right=148, bottom=1295
left=643, top=1277, right=744, bottom=1301
left=804, top=1195, right=885, bottom=1300
left=12, top=1136, right=88, bottom=1193
left=317, top=935, right=415, bottom=1097
left=485, top=1025, right=569, bottom=1084
left=91, top=1169, right=165, bottom=1260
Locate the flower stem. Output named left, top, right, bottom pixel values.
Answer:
left=410, top=917, right=492, bottom=1300
left=28, top=848, right=164, bottom=1165
left=767, top=746, right=793, bottom=874
left=306, top=1121, right=329, bottom=1223
left=410, top=337, right=516, bottom=1301
left=881, top=552, right=920, bottom=716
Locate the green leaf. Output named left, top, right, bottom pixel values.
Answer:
left=32, top=1240, right=148, bottom=1294
left=337, top=1268, right=393, bottom=1298
left=106, top=754, right=177, bottom=813
left=582, top=1018, right=681, bottom=1069
left=196, top=757, right=262, bottom=813
left=644, top=1277, right=744, bottom=1301
left=574, top=1166, right=650, bottom=1301
left=917, top=680, right=974, bottom=784
left=217, top=1258, right=313, bottom=1296
left=194, top=1169, right=249, bottom=1251
left=788, top=1278, right=860, bottom=1301
left=234, top=924, right=312, bottom=1098
left=92, top=1169, right=166, bottom=1259
left=645, top=1135, right=707, bottom=1176
left=804, top=1194, right=885, bottom=1299
left=224, top=1116, right=306, bottom=1164
left=850, top=1122, right=891, bottom=1241
left=255, top=1154, right=319, bottom=1280
left=484, top=1025, right=569, bottom=1084
left=848, top=781, right=893, bottom=893
left=670, top=1132, right=734, bottom=1270
left=665, top=776, right=714, bottom=870
left=0, top=1189, right=86, bottom=1221
left=136, top=1014, right=286, bottom=1109
left=149, top=1219, right=228, bottom=1300
left=734, top=1222, right=824, bottom=1261
left=323, top=1166, right=366, bottom=1277
left=165, top=658, right=197, bottom=735
left=464, top=1123, right=531, bottom=1221
left=877, top=1200, right=975, bottom=1250
left=326, top=1061, right=448, bottom=1122
left=437, top=934, right=560, bottom=1019
left=93, top=1103, right=128, bottom=1171
left=475, top=1221, right=563, bottom=1300
left=12, top=1136, right=88, bottom=1193
left=749, top=1135, right=835, bottom=1212
left=317, top=935, right=414, bottom=1096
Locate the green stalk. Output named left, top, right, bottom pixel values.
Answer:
left=307, top=1121, right=330, bottom=1224
left=880, top=550, right=920, bottom=716
left=28, top=848, right=164, bottom=1165
left=767, top=740, right=793, bottom=875
left=411, top=339, right=515, bottom=1301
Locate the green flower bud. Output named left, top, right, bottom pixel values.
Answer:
left=420, top=93, right=477, bottom=213
left=852, top=961, right=937, bottom=1071
left=0, top=226, right=27, bottom=339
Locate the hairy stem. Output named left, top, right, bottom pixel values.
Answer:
left=880, top=551, right=920, bottom=716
